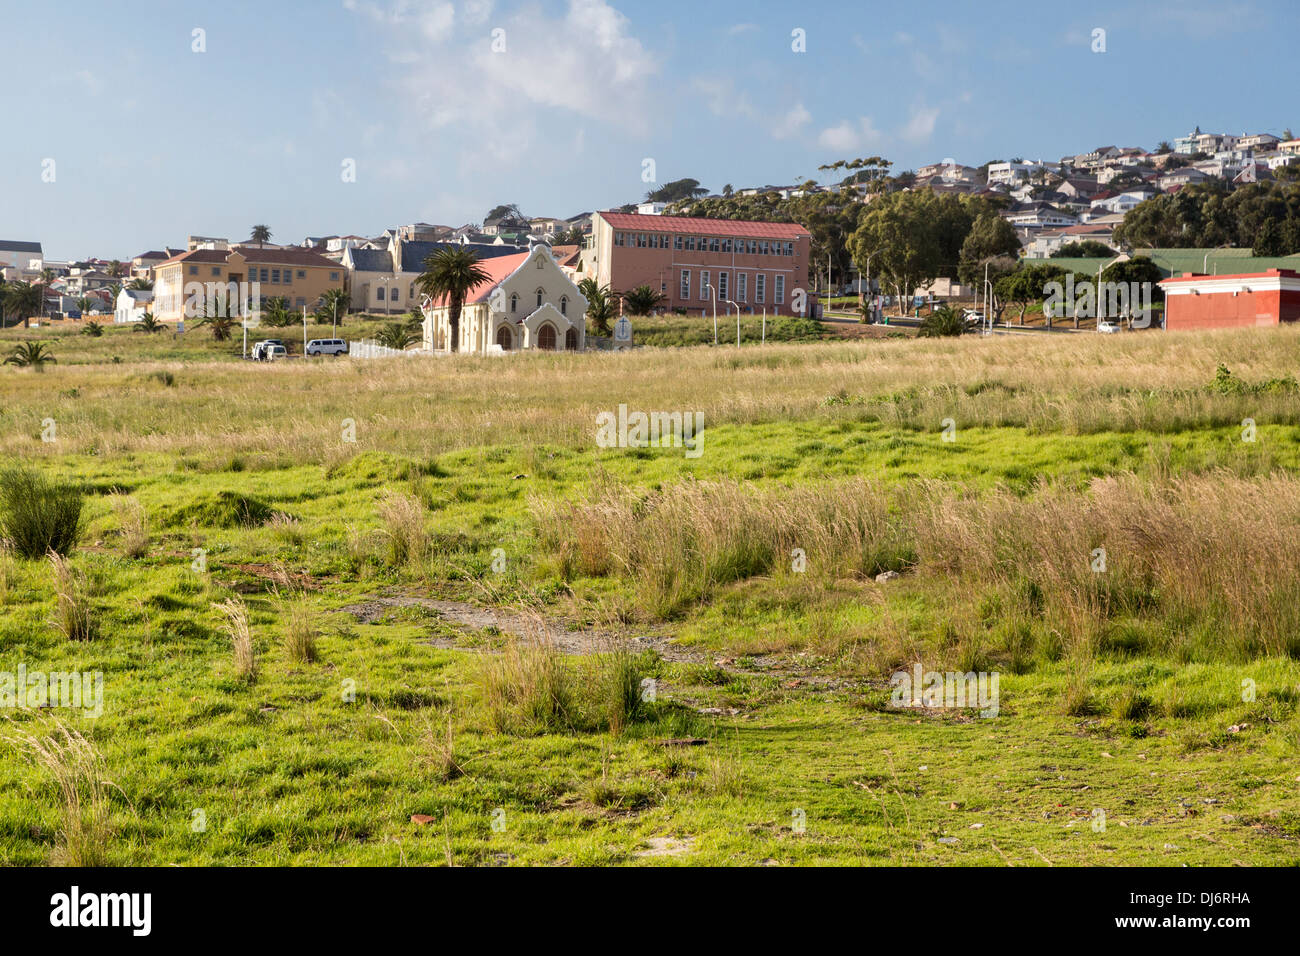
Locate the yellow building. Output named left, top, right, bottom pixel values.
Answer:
left=152, top=247, right=343, bottom=321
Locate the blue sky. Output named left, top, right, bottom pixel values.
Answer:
left=3, top=0, right=1297, bottom=259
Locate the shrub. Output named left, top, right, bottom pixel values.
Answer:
left=916, top=306, right=966, bottom=338
left=0, top=469, right=84, bottom=559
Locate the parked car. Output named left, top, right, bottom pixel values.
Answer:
left=264, top=345, right=288, bottom=361
left=1096, top=321, right=1121, bottom=334
left=306, top=338, right=348, bottom=356
left=251, top=339, right=284, bottom=361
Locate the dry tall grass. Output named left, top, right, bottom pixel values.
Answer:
left=4, top=716, right=114, bottom=866
left=215, top=597, right=257, bottom=681
left=377, top=492, right=428, bottom=569
left=280, top=593, right=319, bottom=663
left=48, top=552, right=95, bottom=641
left=109, top=493, right=148, bottom=558
left=6, top=325, right=1300, bottom=464
left=537, top=472, right=1300, bottom=663
left=477, top=633, right=573, bottom=734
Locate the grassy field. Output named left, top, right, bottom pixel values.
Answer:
left=1, top=318, right=1298, bottom=866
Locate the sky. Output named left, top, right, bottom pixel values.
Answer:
left=3, top=0, right=1297, bottom=260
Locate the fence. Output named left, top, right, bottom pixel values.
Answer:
left=349, top=340, right=436, bottom=359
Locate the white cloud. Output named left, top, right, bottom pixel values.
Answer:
left=74, top=70, right=103, bottom=95
left=818, top=117, right=882, bottom=152
left=771, top=103, right=811, bottom=140
left=901, top=105, right=939, bottom=143
left=727, top=22, right=758, bottom=35
left=349, top=0, right=661, bottom=160
left=692, top=75, right=756, bottom=119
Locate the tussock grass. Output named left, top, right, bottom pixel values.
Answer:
left=478, top=632, right=572, bottom=735
left=422, top=715, right=463, bottom=781
left=215, top=597, right=257, bottom=681
left=377, top=492, right=428, bottom=569
left=268, top=511, right=304, bottom=547
left=280, top=593, right=319, bottom=664
left=48, top=552, right=95, bottom=642
left=110, top=493, right=148, bottom=558
left=4, top=716, right=114, bottom=866
left=539, top=471, right=1300, bottom=664
left=476, top=621, right=656, bottom=735
left=0, top=469, right=83, bottom=559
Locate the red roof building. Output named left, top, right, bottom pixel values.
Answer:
left=590, top=211, right=812, bottom=315
left=1159, top=270, right=1300, bottom=330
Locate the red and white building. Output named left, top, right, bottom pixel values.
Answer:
left=1159, top=269, right=1300, bottom=331
left=588, top=211, right=812, bottom=315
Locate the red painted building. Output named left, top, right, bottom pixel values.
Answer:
left=589, top=211, right=812, bottom=315
left=1159, top=269, right=1300, bottom=330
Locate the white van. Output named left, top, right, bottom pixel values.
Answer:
left=307, top=338, right=348, bottom=356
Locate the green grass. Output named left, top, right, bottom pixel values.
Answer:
left=3, top=325, right=1300, bottom=865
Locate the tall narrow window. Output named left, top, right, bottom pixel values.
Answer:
left=699, top=271, right=709, bottom=300
left=775, top=275, right=785, bottom=304
left=536, top=288, right=544, bottom=309
left=737, top=272, right=747, bottom=302
left=718, top=271, right=728, bottom=299
left=756, top=274, right=766, bottom=303
left=560, top=295, right=568, bottom=316
left=680, top=269, right=691, bottom=300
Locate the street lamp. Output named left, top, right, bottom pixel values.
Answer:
left=706, top=282, right=718, bottom=344
left=727, top=299, right=741, bottom=346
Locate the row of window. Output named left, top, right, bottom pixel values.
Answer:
left=614, top=232, right=796, bottom=257
left=184, top=265, right=339, bottom=283
left=496, top=323, right=577, bottom=351
left=680, top=270, right=784, bottom=304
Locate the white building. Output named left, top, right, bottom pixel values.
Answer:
left=114, top=287, right=153, bottom=323
left=422, top=245, right=587, bottom=353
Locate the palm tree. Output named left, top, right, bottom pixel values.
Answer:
left=315, top=287, right=349, bottom=327
left=4, top=341, right=57, bottom=369
left=107, top=260, right=125, bottom=278
left=250, top=225, right=272, bottom=248
left=376, top=322, right=419, bottom=350
left=107, top=282, right=122, bottom=302
left=621, top=284, right=666, bottom=316
left=416, top=247, right=489, bottom=353
left=2, top=280, right=42, bottom=328
left=578, top=277, right=616, bottom=335
left=38, top=268, right=56, bottom=319
left=193, top=315, right=236, bottom=341
left=133, top=313, right=163, bottom=334
left=81, top=321, right=104, bottom=337
left=127, top=277, right=153, bottom=291
left=75, top=296, right=93, bottom=318
left=262, top=296, right=292, bottom=327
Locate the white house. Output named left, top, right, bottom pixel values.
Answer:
left=422, top=244, right=588, bottom=354
left=114, top=287, right=153, bottom=323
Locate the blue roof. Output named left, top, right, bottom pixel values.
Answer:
left=348, top=248, right=393, bottom=272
